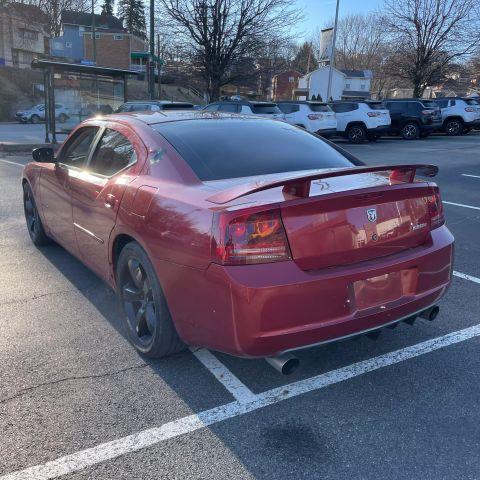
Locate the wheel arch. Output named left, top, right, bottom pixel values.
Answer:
left=346, top=121, right=367, bottom=131
left=443, top=116, right=463, bottom=126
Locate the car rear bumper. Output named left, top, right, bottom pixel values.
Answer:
left=167, top=226, right=454, bottom=358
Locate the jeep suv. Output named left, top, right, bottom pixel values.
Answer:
left=328, top=101, right=391, bottom=143
left=203, top=101, right=285, bottom=120
left=384, top=99, right=442, bottom=139
left=431, top=97, right=480, bottom=135
left=276, top=101, right=337, bottom=137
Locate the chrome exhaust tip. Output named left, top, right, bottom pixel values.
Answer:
left=419, top=305, right=440, bottom=322
left=265, top=353, right=300, bottom=375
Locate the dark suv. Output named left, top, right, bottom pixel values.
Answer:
left=384, top=99, right=442, bottom=139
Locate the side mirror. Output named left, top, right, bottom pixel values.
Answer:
left=32, top=147, right=55, bottom=163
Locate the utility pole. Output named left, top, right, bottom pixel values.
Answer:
left=326, top=0, right=340, bottom=102
left=148, top=0, right=155, bottom=99
left=91, top=0, right=96, bottom=63
left=157, top=33, right=162, bottom=99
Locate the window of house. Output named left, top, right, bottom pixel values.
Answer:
left=288, top=76, right=295, bottom=83
left=19, top=28, right=38, bottom=40
left=95, top=33, right=101, bottom=39
left=360, top=84, right=365, bottom=90
left=65, top=42, right=72, bottom=48
left=79, top=26, right=85, bottom=37
left=114, top=34, right=123, bottom=40
left=89, top=129, right=136, bottom=177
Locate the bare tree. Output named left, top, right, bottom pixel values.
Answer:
left=157, top=0, right=301, bottom=100
left=384, top=0, right=480, bottom=97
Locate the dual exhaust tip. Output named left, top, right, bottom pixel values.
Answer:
left=265, top=305, right=440, bottom=375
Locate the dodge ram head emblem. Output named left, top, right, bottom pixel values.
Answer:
left=366, top=208, right=377, bottom=222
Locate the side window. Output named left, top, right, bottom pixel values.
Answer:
left=60, top=127, right=99, bottom=168
left=218, top=104, right=239, bottom=113
left=386, top=102, right=403, bottom=113
left=150, top=104, right=161, bottom=111
left=204, top=104, right=219, bottom=111
left=407, top=102, right=420, bottom=113
left=89, top=129, right=136, bottom=177
left=240, top=105, right=253, bottom=114
left=330, top=103, right=351, bottom=113
left=278, top=103, right=294, bottom=114
left=451, top=100, right=456, bottom=107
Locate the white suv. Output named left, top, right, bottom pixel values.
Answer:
left=329, top=101, right=391, bottom=143
left=204, top=101, right=285, bottom=120
left=277, top=101, right=337, bottom=137
left=432, top=97, right=480, bottom=135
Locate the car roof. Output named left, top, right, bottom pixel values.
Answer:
left=209, top=100, right=278, bottom=106
left=106, top=110, right=258, bottom=125
left=276, top=100, right=328, bottom=106
left=121, top=100, right=193, bottom=105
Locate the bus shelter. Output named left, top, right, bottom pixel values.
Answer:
left=31, top=59, right=140, bottom=143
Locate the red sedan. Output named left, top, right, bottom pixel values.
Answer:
left=22, top=111, right=454, bottom=370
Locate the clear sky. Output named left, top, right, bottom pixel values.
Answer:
left=295, top=0, right=383, bottom=38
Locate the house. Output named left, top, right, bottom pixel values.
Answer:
left=294, top=66, right=372, bottom=101
left=0, top=2, right=49, bottom=68
left=270, top=70, right=302, bottom=101
left=50, top=10, right=147, bottom=70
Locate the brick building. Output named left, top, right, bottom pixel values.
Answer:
left=271, top=70, right=302, bottom=101
left=84, top=31, right=147, bottom=70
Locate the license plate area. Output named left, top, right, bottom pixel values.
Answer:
left=353, top=268, right=418, bottom=311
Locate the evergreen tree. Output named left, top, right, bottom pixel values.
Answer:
left=292, top=42, right=318, bottom=75
left=118, top=0, right=146, bottom=39
left=101, top=0, right=114, bottom=16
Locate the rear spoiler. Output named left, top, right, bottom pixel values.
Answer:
left=206, top=164, right=438, bottom=205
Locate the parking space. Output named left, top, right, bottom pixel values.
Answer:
left=1, top=134, right=480, bottom=479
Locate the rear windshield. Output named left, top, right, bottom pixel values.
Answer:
left=153, top=119, right=353, bottom=181
left=251, top=104, right=282, bottom=114
left=162, top=103, right=194, bottom=110
left=309, top=103, right=331, bottom=112
left=368, top=102, right=386, bottom=110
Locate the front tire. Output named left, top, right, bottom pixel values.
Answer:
left=23, top=183, right=51, bottom=246
left=401, top=122, right=419, bottom=140
left=116, top=241, right=184, bottom=358
left=444, top=118, right=463, bottom=136
left=346, top=124, right=366, bottom=144
left=30, top=114, right=40, bottom=124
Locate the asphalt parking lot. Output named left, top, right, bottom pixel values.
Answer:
left=1, top=133, right=480, bottom=479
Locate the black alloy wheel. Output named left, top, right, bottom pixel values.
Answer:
left=401, top=122, right=420, bottom=140
left=347, top=124, right=366, bottom=144
left=117, top=242, right=184, bottom=358
left=445, top=119, right=463, bottom=136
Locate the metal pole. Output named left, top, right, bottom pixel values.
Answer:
left=326, top=0, right=340, bottom=102
left=49, top=67, right=57, bottom=145
left=149, top=0, right=155, bottom=99
left=91, top=0, right=96, bottom=63
left=157, top=33, right=162, bottom=99
left=44, top=69, right=50, bottom=143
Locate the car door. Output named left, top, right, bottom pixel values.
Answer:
left=38, top=126, right=99, bottom=256
left=69, top=126, right=141, bottom=279
left=385, top=102, right=404, bottom=130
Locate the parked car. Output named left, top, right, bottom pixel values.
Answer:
left=16, top=103, right=69, bottom=124
left=203, top=100, right=285, bottom=119
left=277, top=101, right=337, bottom=137
left=384, top=99, right=442, bottom=139
left=328, top=101, right=391, bottom=143
left=431, top=97, right=480, bottom=135
left=22, top=111, right=453, bottom=370
left=115, top=100, right=195, bottom=113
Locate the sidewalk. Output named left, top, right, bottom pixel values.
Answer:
left=0, top=123, right=66, bottom=151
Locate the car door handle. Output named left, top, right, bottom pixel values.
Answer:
left=105, top=194, right=116, bottom=209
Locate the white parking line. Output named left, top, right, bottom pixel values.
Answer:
left=0, top=158, right=26, bottom=167
left=453, top=271, right=480, bottom=285
left=190, top=347, right=256, bottom=403
left=443, top=201, right=480, bottom=211
left=461, top=174, right=480, bottom=179
left=3, top=322, right=480, bottom=480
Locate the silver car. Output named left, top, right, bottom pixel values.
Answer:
left=16, top=103, right=69, bottom=124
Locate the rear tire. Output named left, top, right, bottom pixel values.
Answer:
left=116, top=241, right=184, bottom=358
left=346, top=124, right=366, bottom=144
left=30, top=114, right=40, bottom=124
left=401, top=122, right=420, bottom=140
left=23, top=183, right=51, bottom=246
left=444, top=118, right=463, bottom=136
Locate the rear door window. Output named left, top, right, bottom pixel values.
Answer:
left=367, top=102, right=386, bottom=110
left=162, top=103, right=194, bottom=110
left=251, top=104, right=282, bottom=114
left=153, top=118, right=353, bottom=181
left=88, top=129, right=136, bottom=177
left=309, top=103, right=330, bottom=112
left=204, top=104, right=219, bottom=111
left=278, top=103, right=300, bottom=114
left=218, top=104, right=239, bottom=113
left=330, top=103, right=356, bottom=113
left=386, top=102, right=405, bottom=113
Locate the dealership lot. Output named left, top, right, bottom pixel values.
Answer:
left=1, top=134, right=480, bottom=479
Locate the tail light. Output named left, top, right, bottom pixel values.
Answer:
left=422, top=109, right=435, bottom=115
left=212, top=208, right=291, bottom=265
left=308, top=114, right=323, bottom=120
left=367, top=111, right=381, bottom=117
left=465, top=107, right=476, bottom=112
left=427, top=187, right=445, bottom=229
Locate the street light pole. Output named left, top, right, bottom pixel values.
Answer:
left=326, top=0, right=340, bottom=102
left=148, top=0, right=155, bottom=99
